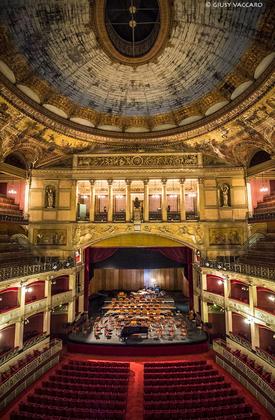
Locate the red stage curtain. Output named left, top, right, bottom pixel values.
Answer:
left=89, top=247, right=118, bottom=263
left=151, top=247, right=189, bottom=263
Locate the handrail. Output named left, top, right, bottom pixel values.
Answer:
left=0, top=257, right=75, bottom=281
left=0, top=214, right=29, bottom=224
left=200, top=259, right=275, bottom=281
left=242, top=232, right=266, bottom=249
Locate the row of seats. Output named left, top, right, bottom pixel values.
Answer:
left=13, top=403, right=125, bottom=419
left=28, top=394, right=125, bottom=409
left=12, top=358, right=129, bottom=419
left=42, top=380, right=128, bottom=393
left=144, top=364, right=212, bottom=373
left=144, top=382, right=231, bottom=393
left=144, top=388, right=238, bottom=401
left=56, top=368, right=128, bottom=379
left=145, top=360, right=207, bottom=367
left=67, top=359, right=129, bottom=368
left=145, top=395, right=245, bottom=409
left=144, top=361, right=260, bottom=420
left=35, top=387, right=127, bottom=401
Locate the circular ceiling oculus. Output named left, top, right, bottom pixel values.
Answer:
left=94, top=0, right=172, bottom=65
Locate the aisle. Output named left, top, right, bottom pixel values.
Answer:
left=126, top=362, right=144, bottom=420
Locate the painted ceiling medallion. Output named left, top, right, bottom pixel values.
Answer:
left=94, top=0, right=172, bottom=65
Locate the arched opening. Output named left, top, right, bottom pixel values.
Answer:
left=230, top=280, right=249, bottom=305
left=0, top=287, right=19, bottom=312
left=249, top=150, right=271, bottom=167
left=23, top=312, right=44, bottom=343
left=24, top=281, right=45, bottom=304
left=0, top=324, right=15, bottom=355
left=231, top=312, right=251, bottom=343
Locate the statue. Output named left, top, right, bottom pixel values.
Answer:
left=220, top=183, right=230, bottom=207
left=45, top=185, right=56, bottom=208
left=134, top=197, right=140, bottom=209
left=133, top=197, right=141, bottom=222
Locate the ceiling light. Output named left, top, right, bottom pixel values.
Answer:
left=259, top=186, right=268, bottom=193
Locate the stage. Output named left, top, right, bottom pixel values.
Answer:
left=67, top=289, right=209, bottom=356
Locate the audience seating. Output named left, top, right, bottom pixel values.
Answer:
left=219, top=341, right=274, bottom=389
left=0, top=348, right=44, bottom=384
left=11, top=359, right=130, bottom=419
left=144, top=361, right=260, bottom=420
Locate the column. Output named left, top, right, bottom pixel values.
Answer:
left=225, top=310, right=233, bottom=336
left=43, top=311, right=51, bottom=335
left=201, top=272, right=207, bottom=291
left=223, top=275, right=230, bottom=300
left=14, top=321, right=24, bottom=349
left=201, top=301, right=208, bottom=323
left=251, top=322, right=260, bottom=350
left=68, top=301, right=75, bottom=323
left=71, top=180, right=78, bottom=221
left=78, top=294, right=84, bottom=313
left=107, top=179, right=113, bottom=222
left=246, top=181, right=253, bottom=217
left=198, top=178, right=205, bottom=220
left=89, top=179, right=95, bottom=222
left=143, top=179, right=149, bottom=222
left=249, top=284, right=257, bottom=311
left=179, top=178, right=186, bottom=221
left=161, top=178, right=167, bottom=222
left=126, top=179, right=132, bottom=222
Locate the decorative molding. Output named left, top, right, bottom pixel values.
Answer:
left=254, top=308, right=275, bottom=329
left=75, top=153, right=200, bottom=169
left=51, top=291, right=73, bottom=308
left=72, top=221, right=205, bottom=249
left=0, top=307, right=21, bottom=327
left=25, top=298, right=48, bottom=317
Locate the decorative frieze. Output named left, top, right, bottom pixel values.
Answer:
left=76, top=153, right=200, bottom=169
left=51, top=291, right=73, bottom=308
left=25, top=298, right=48, bottom=317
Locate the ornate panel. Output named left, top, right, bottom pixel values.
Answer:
left=75, top=153, right=200, bottom=169
left=202, top=291, right=225, bottom=307
left=254, top=308, right=275, bottom=329
left=51, top=291, right=73, bottom=307
left=227, top=299, right=252, bottom=316
left=24, top=298, right=48, bottom=317
left=0, top=307, right=21, bottom=327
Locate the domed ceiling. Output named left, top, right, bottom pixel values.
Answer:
left=0, top=0, right=274, bottom=135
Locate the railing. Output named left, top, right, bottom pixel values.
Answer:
left=228, top=332, right=253, bottom=352
left=167, top=212, right=180, bottom=221
left=113, top=212, right=126, bottom=222
left=149, top=211, right=162, bottom=221
left=0, top=214, right=29, bottom=224
left=22, top=333, right=48, bottom=351
left=248, top=212, right=275, bottom=222
left=213, top=339, right=275, bottom=416
left=0, top=339, right=62, bottom=410
left=200, top=258, right=275, bottom=281
left=0, top=347, right=20, bottom=367
left=94, top=212, right=108, bottom=222
left=255, top=347, right=275, bottom=368
left=0, top=257, right=75, bottom=281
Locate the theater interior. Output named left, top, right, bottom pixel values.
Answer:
left=0, top=1, right=274, bottom=419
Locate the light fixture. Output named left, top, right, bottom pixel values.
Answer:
left=0, top=297, right=2, bottom=302
left=97, top=194, right=106, bottom=199
left=152, top=194, right=160, bottom=199
left=217, top=280, right=223, bottom=285
left=81, top=195, right=88, bottom=199
left=188, top=192, right=197, bottom=198
left=168, top=194, right=178, bottom=198
left=268, top=295, right=275, bottom=302
left=115, top=195, right=124, bottom=199
left=26, top=287, right=33, bottom=293
left=259, top=174, right=268, bottom=193
left=8, top=189, right=17, bottom=195
left=244, top=317, right=254, bottom=324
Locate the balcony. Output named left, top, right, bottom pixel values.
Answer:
left=200, top=258, right=275, bottom=281
left=94, top=212, right=108, bottom=222
left=0, top=339, right=62, bottom=411
left=0, top=307, right=21, bottom=327
left=113, top=212, right=126, bottom=222
left=0, top=257, right=75, bottom=281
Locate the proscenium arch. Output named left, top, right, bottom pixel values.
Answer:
left=80, top=232, right=198, bottom=250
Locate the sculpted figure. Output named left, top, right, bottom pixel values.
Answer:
left=220, top=183, right=230, bottom=207
left=45, top=185, right=56, bottom=208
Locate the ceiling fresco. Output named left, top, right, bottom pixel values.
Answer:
left=0, top=0, right=274, bottom=134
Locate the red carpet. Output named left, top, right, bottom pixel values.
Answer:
left=2, top=350, right=273, bottom=420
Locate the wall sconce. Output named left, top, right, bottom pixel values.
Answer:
left=244, top=317, right=254, bottom=324
left=8, top=189, right=17, bottom=195
left=81, top=195, right=88, bottom=199
left=97, top=194, right=106, bottom=199
left=152, top=194, right=160, bottom=199
left=115, top=195, right=124, bottom=199
left=168, top=194, right=178, bottom=198
left=217, top=280, right=224, bottom=285
left=187, top=192, right=197, bottom=198
left=268, top=295, right=275, bottom=302
left=26, top=287, right=33, bottom=293
left=24, top=318, right=30, bottom=325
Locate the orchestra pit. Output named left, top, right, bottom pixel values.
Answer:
left=0, top=0, right=274, bottom=419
